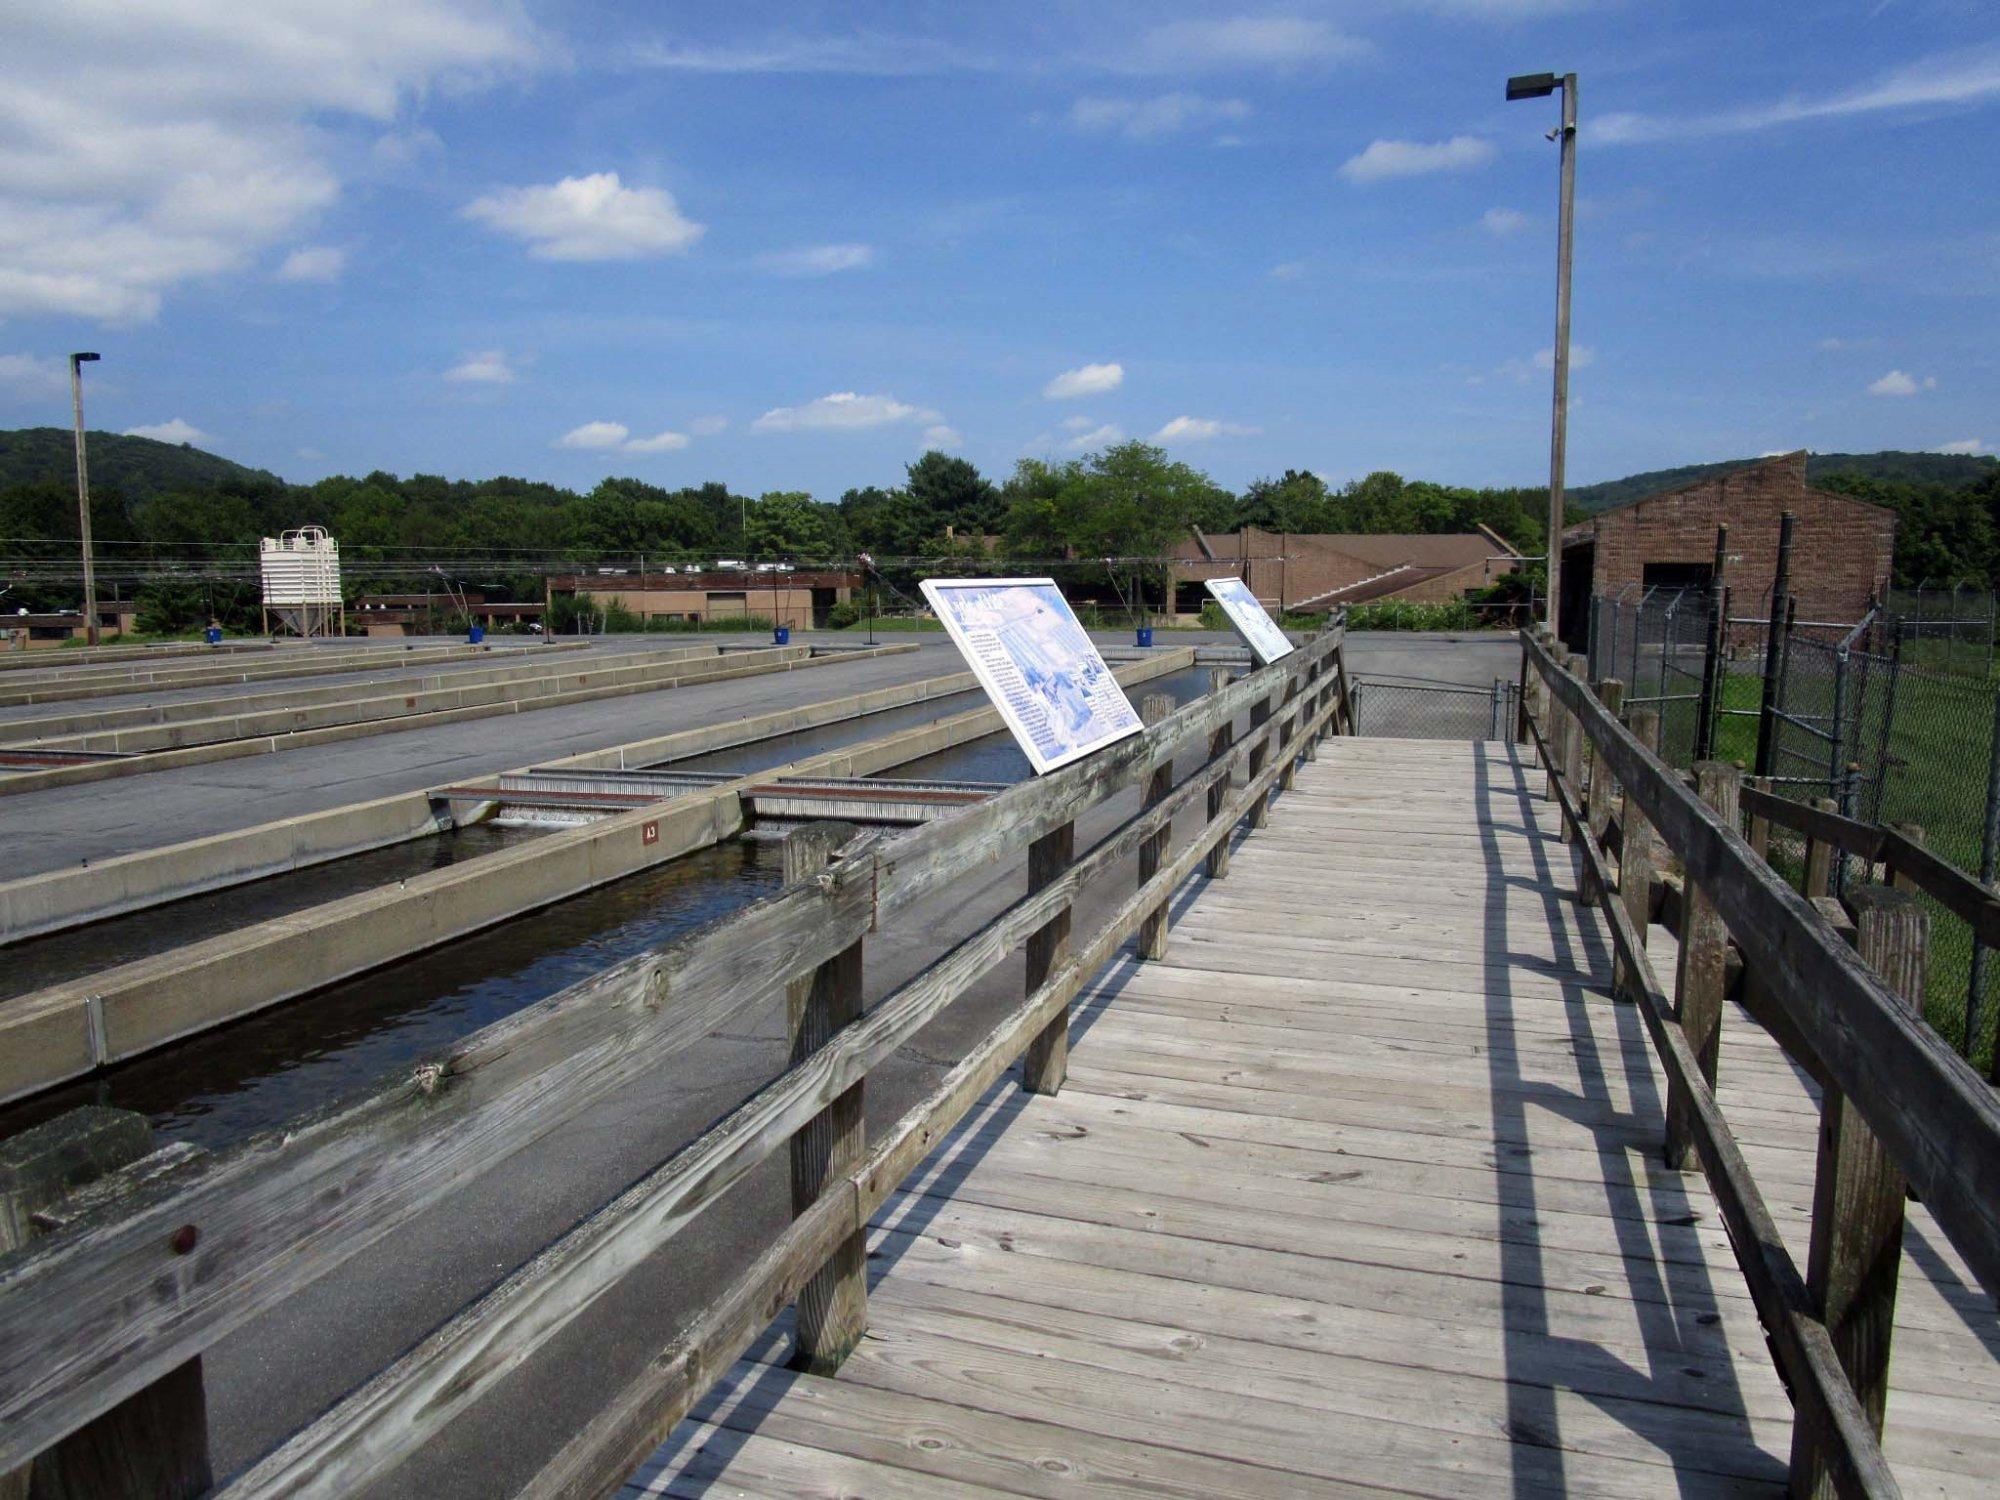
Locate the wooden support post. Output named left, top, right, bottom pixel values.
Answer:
left=1615, top=707, right=1661, bottom=999
left=1545, top=648, right=1571, bottom=802
left=1021, top=819, right=1075, bottom=1095
left=1205, top=668, right=1235, bottom=879
left=1247, top=692, right=1274, bottom=829
left=782, top=825, right=868, bottom=1375
left=1665, top=760, right=1742, bottom=1171
left=1790, top=884, right=1925, bottom=1496
left=1329, top=645, right=1354, bottom=739
left=1560, top=663, right=1586, bottom=843
left=1747, top=775, right=1771, bottom=862
left=1302, top=662, right=1320, bottom=762
left=1884, top=823, right=1925, bottom=893
left=0, top=1108, right=212, bottom=1500
left=1278, top=679, right=1301, bottom=792
left=1577, top=678, right=1623, bottom=904
left=1137, top=693, right=1176, bottom=961
left=1803, top=796, right=1838, bottom=900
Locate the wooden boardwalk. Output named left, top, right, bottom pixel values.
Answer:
left=627, top=737, right=2000, bottom=1498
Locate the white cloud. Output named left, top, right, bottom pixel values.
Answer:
left=688, top=414, right=730, bottom=436
left=1493, top=345, right=1595, bottom=383
left=1064, top=423, right=1126, bottom=451
left=1817, top=336, right=1873, bottom=351
left=623, top=429, right=690, bottom=453
left=1129, top=18, right=1366, bottom=72
left=636, top=34, right=991, bottom=75
left=465, top=172, right=704, bottom=261
left=757, top=243, right=875, bottom=275
left=0, top=352, right=69, bottom=397
left=1481, top=207, right=1530, bottom=237
left=443, top=349, right=518, bottom=384
left=751, top=392, right=941, bottom=432
left=921, top=424, right=962, bottom=449
left=0, top=0, right=537, bottom=322
left=1267, top=260, right=1308, bottom=281
left=1596, top=44, right=2000, bottom=145
left=1153, top=415, right=1258, bottom=442
left=1339, top=136, right=1495, bottom=184
left=276, top=245, right=346, bottom=282
left=296, top=446, right=326, bottom=461
left=1043, top=362, right=1125, bottom=399
left=1867, top=369, right=1935, bottom=397
left=124, top=418, right=211, bottom=445
left=1069, top=95, right=1250, bottom=140
left=556, top=420, right=631, bottom=449
left=1936, top=439, right=1986, bottom=455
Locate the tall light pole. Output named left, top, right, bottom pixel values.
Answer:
left=1506, top=71, right=1576, bottom=642
left=69, top=352, right=102, bottom=645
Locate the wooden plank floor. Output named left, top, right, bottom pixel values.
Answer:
left=627, top=737, right=2000, bottom=1498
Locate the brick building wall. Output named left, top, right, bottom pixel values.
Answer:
left=1569, top=451, right=1894, bottom=638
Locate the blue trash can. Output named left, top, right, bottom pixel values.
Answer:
left=205, top=625, right=223, bottom=646
left=1135, top=626, right=1154, bottom=648
left=773, top=625, right=791, bottom=645
left=468, top=624, right=485, bottom=644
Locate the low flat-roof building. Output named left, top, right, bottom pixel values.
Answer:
left=1558, top=450, right=1895, bottom=650
left=550, top=567, right=860, bottom=630
left=1170, top=527, right=1520, bottom=616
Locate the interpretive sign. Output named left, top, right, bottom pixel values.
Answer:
left=1204, top=576, right=1295, bottom=665
left=920, top=577, right=1144, bottom=775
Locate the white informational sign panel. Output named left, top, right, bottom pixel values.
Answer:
left=920, top=577, right=1144, bottom=775
left=1204, top=576, right=1295, bottom=665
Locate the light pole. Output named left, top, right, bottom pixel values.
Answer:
left=69, top=352, right=103, bottom=645
left=1506, top=71, right=1576, bottom=643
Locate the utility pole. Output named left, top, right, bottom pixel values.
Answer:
left=69, top=352, right=102, bottom=645
left=1506, top=72, right=1578, bottom=643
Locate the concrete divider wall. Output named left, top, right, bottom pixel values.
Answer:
left=0, top=649, right=1193, bottom=1104
left=0, top=640, right=591, bottom=708
left=0, top=644, right=913, bottom=798
left=0, top=640, right=276, bottom=673
left=0, top=643, right=720, bottom=744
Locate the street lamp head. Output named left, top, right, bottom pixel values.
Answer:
left=71, top=351, right=101, bottom=365
left=1505, top=73, right=1558, bottom=100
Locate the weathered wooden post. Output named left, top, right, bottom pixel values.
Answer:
left=1021, top=814, right=1076, bottom=1095
left=1746, top=775, right=1772, bottom=862
left=1329, top=642, right=1355, bottom=738
left=1884, top=822, right=1926, bottom=894
left=0, top=1107, right=212, bottom=1500
left=1205, top=667, right=1235, bottom=879
left=1247, top=689, right=1275, bottom=830
left=1665, top=760, right=1741, bottom=1171
left=1576, top=679, right=1623, bottom=904
left=1615, top=706, right=1662, bottom=999
left=1803, top=795, right=1838, bottom=900
left=1137, top=692, right=1176, bottom=961
left=1560, top=657, right=1587, bottom=842
left=782, top=824, right=868, bottom=1374
left=1278, top=676, right=1301, bottom=792
left=1790, top=884, right=1926, bottom=1495
left=1544, top=646, right=1571, bottom=803
left=1301, top=659, right=1321, bottom=763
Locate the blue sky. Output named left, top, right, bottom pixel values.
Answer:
left=2, top=1, right=1994, bottom=497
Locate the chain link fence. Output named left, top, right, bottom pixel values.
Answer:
left=1588, top=584, right=2000, bottom=1076
left=1350, top=676, right=1519, bottom=741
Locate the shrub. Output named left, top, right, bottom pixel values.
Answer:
left=1344, top=598, right=1481, bottom=632
left=825, top=600, right=862, bottom=629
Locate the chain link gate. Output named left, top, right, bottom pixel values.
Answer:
left=1349, top=675, right=1520, bottom=741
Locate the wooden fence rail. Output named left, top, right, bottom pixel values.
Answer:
left=1522, top=628, right=2000, bottom=1499
left=0, top=625, right=1348, bottom=1498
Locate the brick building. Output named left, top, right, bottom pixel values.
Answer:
left=1558, top=451, right=1896, bottom=650
left=1170, top=527, right=1520, bottom=616
left=549, top=567, right=859, bottom=630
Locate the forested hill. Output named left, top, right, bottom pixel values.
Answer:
left=0, top=427, right=283, bottom=501
left=1570, top=450, right=1998, bottom=512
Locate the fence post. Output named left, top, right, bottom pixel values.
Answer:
left=1790, top=885, right=1925, bottom=1495
left=1137, top=692, right=1176, bottom=961
left=1021, top=817, right=1076, bottom=1096
left=1754, top=510, right=1797, bottom=779
left=1577, top=679, right=1624, bottom=904
left=1205, top=668, right=1235, bottom=879
left=0, top=1107, right=213, bottom=1499
left=1302, top=661, right=1321, bottom=763
left=1545, top=646, right=1572, bottom=802
left=782, top=824, right=868, bottom=1375
left=1665, top=761, right=1742, bottom=1171
left=1615, top=707, right=1662, bottom=999
left=1803, top=795, right=1838, bottom=900
left=1560, top=659, right=1587, bottom=842
left=1247, top=689, right=1275, bottom=830
left=1973, top=693, right=2000, bottom=1076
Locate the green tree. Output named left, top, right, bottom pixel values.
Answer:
left=905, top=451, right=1000, bottom=536
left=745, top=491, right=849, bottom=558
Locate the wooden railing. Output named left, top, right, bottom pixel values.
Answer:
left=0, top=625, right=1355, bottom=1498
left=1522, top=629, right=2000, bottom=1499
